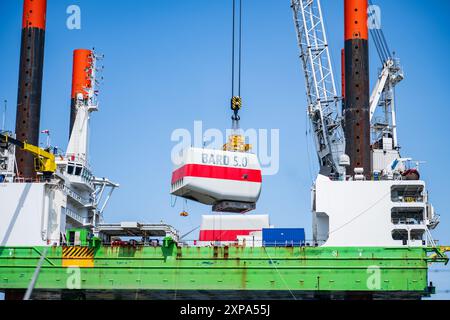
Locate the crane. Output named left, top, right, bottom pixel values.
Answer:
left=0, top=132, right=56, bottom=177
left=291, top=0, right=345, bottom=179
left=367, top=0, right=404, bottom=150
left=292, top=0, right=403, bottom=178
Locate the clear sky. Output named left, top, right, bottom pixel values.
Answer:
left=0, top=0, right=449, bottom=298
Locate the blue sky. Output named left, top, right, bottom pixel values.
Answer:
left=0, top=0, right=449, bottom=297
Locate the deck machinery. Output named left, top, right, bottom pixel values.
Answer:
left=0, top=0, right=448, bottom=300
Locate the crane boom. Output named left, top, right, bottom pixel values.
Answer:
left=367, top=1, right=404, bottom=151
left=0, top=133, right=56, bottom=175
left=291, top=0, right=344, bottom=178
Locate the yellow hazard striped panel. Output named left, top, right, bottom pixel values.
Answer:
left=62, top=246, right=94, bottom=268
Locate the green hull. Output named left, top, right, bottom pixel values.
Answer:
left=0, top=245, right=447, bottom=299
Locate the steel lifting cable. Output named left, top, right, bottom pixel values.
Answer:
left=305, top=115, right=315, bottom=184
left=170, top=194, right=177, bottom=207
left=262, top=247, right=297, bottom=300
left=368, top=0, right=392, bottom=63
left=370, top=0, right=391, bottom=60
left=371, top=27, right=389, bottom=62
left=231, top=0, right=243, bottom=124
left=231, top=0, right=243, bottom=99
left=184, top=199, right=198, bottom=240
left=238, top=0, right=242, bottom=98
left=231, top=0, right=236, bottom=99
left=370, top=28, right=386, bottom=64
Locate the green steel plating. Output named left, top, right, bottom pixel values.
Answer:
left=0, top=244, right=447, bottom=293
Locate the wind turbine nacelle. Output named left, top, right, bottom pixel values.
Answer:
left=170, top=147, right=262, bottom=207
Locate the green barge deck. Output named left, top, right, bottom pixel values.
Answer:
left=0, top=243, right=448, bottom=300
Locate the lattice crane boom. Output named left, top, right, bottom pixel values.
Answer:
left=291, top=0, right=344, bottom=177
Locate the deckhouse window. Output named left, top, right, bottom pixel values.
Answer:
left=391, top=207, right=424, bottom=225
left=391, top=185, right=424, bottom=202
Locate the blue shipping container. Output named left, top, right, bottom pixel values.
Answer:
left=262, top=228, right=305, bottom=247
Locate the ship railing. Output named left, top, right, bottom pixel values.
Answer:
left=65, top=207, right=90, bottom=226
left=178, top=239, right=325, bottom=248
left=61, top=184, right=91, bottom=206
left=391, top=218, right=423, bottom=225
left=97, top=237, right=325, bottom=248
left=13, top=176, right=46, bottom=183
left=97, top=239, right=326, bottom=248
left=392, top=196, right=424, bottom=203
left=61, top=154, right=91, bottom=168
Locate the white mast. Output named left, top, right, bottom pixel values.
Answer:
left=66, top=51, right=101, bottom=165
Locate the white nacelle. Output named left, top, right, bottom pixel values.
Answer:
left=171, top=147, right=262, bottom=205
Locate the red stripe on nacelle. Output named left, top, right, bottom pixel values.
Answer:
left=171, top=164, right=262, bottom=184
left=199, top=229, right=260, bottom=241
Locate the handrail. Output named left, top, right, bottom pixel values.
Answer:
left=61, top=184, right=90, bottom=206
left=65, top=207, right=89, bottom=226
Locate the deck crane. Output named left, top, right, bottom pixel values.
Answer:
left=0, top=132, right=56, bottom=177
left=367, top=0, right=404, bottom=151
left=292, top=0, right=403, bottom=178
left=291, top=0, right=442, bottom=248
left=291, top=0, right=345, bottom=179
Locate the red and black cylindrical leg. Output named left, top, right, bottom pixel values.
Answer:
left=69, top=49, right=93, bottom=138
left=343, top=0, right=371, bottom=177
left=15, top=0, right=47, bottom=179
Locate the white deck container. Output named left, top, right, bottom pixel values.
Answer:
left=198, top=214, right=269, bottom=242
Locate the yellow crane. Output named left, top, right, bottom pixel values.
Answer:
left=0, top=132, right=56, bottom=176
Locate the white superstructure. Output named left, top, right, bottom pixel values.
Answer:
left=312, top=174, right=438, bottom=247
left=0, top=51, right=118, bottom=246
